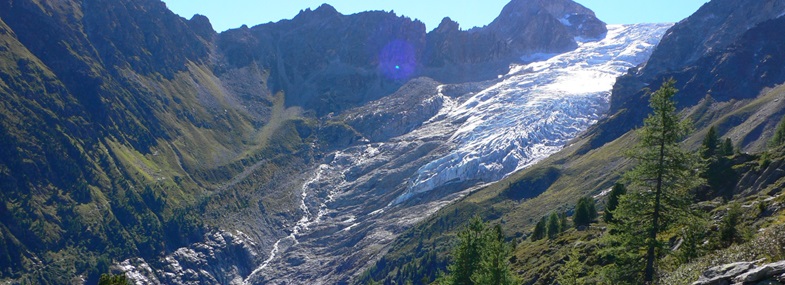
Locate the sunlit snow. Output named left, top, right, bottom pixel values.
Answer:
left=395, top=23, right=672, bottom=203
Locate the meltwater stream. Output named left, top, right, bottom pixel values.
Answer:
left=245, top=23, right=672, bottom=284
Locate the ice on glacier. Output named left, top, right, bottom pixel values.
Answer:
left=393, top=23, right=673, bottom=205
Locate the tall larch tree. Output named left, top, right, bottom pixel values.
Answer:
left=609, top=79, right=701, bottom=284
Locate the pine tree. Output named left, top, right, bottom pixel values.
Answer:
left=720, top=138, right=734, bottom=156
left=574, top=196, right=597, bottom=229
left=445, top=219, right=519, bottom=285
left=448, top=216, right=485, bottom=285
left=676, top=216, right=708, bottom=264
left=472, top=225, right=519, bottom=285
left=546, top=212, right=561, bottom=240
left=531, top=216, right=546, bottom=241
left=609, top=79, right=701, bottom=283
left=560, top=211, right=569, bottom=232
left=558, top=249, right=587, bottom=285
left=719, top=203, right=744, bottom=247
left=604, top=183, right=626, bottom=223
left=701, top=126, right=719, bottom=158
left=771, top=115, right=785, bottom=147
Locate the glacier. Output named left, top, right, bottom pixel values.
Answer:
left=395, top=23, right=672, bottom=204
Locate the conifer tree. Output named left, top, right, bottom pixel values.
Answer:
left=720, top=138, right=734, bottom=156
left=473, top=225, right=519, bottom=285
left=445, top=218, right=518, bottom=285
left=719, top=203, right=744, bottom=247
left=448, top=217, right=485, bottom=285
left=546, top=212, right=561, bottom=240
left=701, top=126, right=719, bottom=158
left=771, top=115, right=785, bottom=147
left=558, top=249, right=587, bottom=285
left=574, top=196, right=597, bottom=229
left=604, top=183, right=626, bottom=223
left=608, top=79, right=701, bottom=283
left=560, top=211, right=569, bottom=232
left=531, top=216, right=546, bottom=241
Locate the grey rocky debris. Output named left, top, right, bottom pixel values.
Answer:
left=693, top=261, right=757, bottom=285
left=734, top=261, right=785, bottom=284
left=118, top=231, right=260, bottom=285
left=693, top=260, right=785, bottom=285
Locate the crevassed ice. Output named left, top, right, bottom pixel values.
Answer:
left=395, top=24, right=673, bottom=204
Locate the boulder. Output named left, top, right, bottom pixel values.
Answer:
left=734, top=261, right=785, bottom=284
left=692, top=261, right=756, bottom=285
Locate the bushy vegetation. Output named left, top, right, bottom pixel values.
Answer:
left=98, top=273, right=131, bottom=285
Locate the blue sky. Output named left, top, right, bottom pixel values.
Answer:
left=162, top=0, right=708, bottom=32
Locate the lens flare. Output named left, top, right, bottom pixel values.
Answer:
left=379, top=40, right=416, bottom=81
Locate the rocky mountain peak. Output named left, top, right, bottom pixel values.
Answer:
left=294, top=3, right=340, bottom=21
left=489, top=0, right=606, bottom=39
left=422, top=0, right=606, bottom=83
left=435, top=17, right=461, bottom=32
left=187, top=14, right=215, bottom=39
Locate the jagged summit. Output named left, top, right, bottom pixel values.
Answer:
left=187, top=14, right=215, bottom=39
left=422, top=0, right=606, bottom=83
left=435, top=17, right=461, bottom=32
left=295, top=3, right=340, bottom=19
left=489, top=0, right=606, bottom=39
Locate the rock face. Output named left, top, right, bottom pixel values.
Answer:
left=645, top=0, right=785, bottom=73
left=583, top=0, right=785, bottom=152
left=694, top=260, right=785, bottom=285
left=423, top=0, right=606, bottom=82
left=218, top=4, right=427, bottom=115
left=343, top=77, right=445, bottom=142
left=220, top=0, right=606, bottom=114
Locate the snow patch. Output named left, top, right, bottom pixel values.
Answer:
left=593, top=187, right=614, bottom=199
left=559, top=14, right=573, bottom=27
